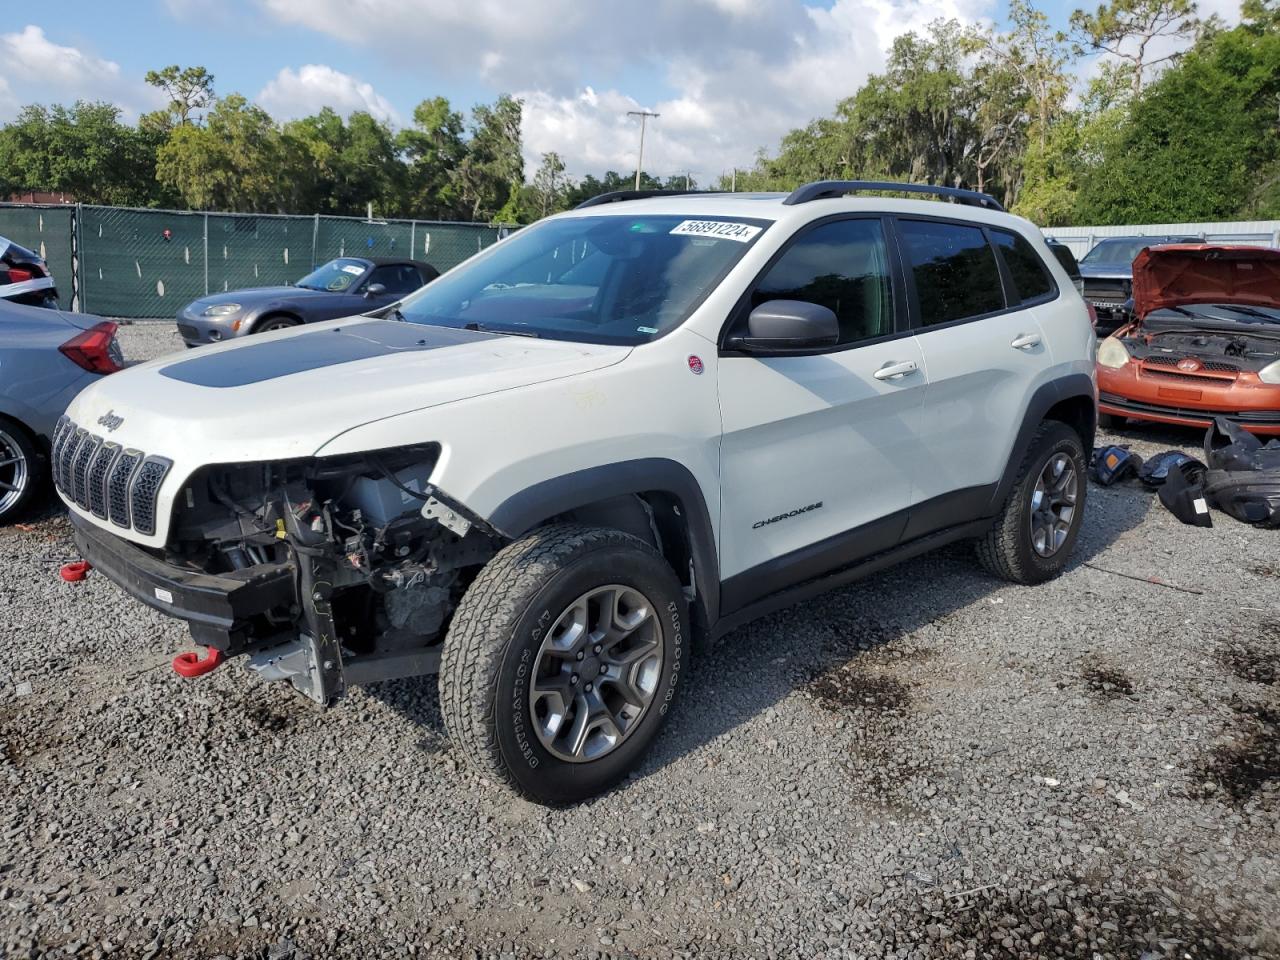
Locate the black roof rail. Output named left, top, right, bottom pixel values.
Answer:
left=575, top=189, right=722, bottom=209
left=782, top=180, right=1005, bottom=212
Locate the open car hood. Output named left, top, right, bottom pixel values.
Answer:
left=1133, top=245, right=1280, bottom=319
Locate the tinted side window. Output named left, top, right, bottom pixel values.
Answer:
left=898, top=220, right=1004, bottom=326
left=751, top=219, right=893, bottom=345
left=993, top=230, right=1054, bottom=302
left=369, top=264, right=424, bottom=295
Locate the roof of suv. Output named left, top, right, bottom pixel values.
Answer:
left=557, top=191, right=1034, bottom=233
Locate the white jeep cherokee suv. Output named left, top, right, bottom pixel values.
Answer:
left=56, top=181, right=1096, bottom=804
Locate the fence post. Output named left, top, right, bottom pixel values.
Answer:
left=203, top=212, right=209, bottom=296
left=410, top=221, right=416, bottom=260
left=74, top=203, right=84, bottom=314
left=312, top=214, right=320, bottom=269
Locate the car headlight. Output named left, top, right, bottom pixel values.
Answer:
left=1097, top=337, right=1131, bottom=369
left=201, top=303, right=242, bottom=317
left=1260, top=359, right=1280, bottom=385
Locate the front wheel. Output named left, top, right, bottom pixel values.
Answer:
left=255, top=316, right=300, bottom=333
left=977, top=421, right=1087, bottom=585
left=440, top=524, right=687, bottom=805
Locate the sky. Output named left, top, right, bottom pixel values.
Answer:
left=0, top=0, right=1241, bottom=187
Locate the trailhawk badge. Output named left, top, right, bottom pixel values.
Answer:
left=96, top=410, right=124, bottom=432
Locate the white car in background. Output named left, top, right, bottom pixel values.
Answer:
left=54, top=181, right=1095, bottom=804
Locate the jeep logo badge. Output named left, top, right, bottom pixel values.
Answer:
left=97, top=410, right=124, bottom=432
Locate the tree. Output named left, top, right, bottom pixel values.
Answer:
left=155, top=94, right=283, bottom=211
left=144, top=65, right=216, bottom=127
left=1070, top=0, right=1200, bottom=98
left=0, top=101, right=160, bottom=205
left=972, top=0, right=1071, bottom=149
left=397, top=97, right=467, bottom=218
left=1074, top=16, right=1280, bottom=222
left=530, top=152, right=568, bottom=218
left=456, top=95, right=525, bottom=222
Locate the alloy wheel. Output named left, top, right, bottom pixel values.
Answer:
left=0, top=427, right=30, bottom=517
left=529, top=584, right=664, bottom=763
left=1029, top=452, right=1078, bottom=558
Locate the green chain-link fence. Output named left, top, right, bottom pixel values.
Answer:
left=0, top=203, right=510, bottom=318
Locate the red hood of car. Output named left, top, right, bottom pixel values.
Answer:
left=1132, top=244, right=1280, bottom=319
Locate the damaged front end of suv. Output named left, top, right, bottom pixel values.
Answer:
left=62, top=431, right=499, bottom=704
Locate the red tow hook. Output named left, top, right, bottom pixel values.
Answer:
left=172, top=647, right=225, bottom=678
left=60, top=560, right=93, bottom=582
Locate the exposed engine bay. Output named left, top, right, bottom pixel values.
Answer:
left=166, top=444, right=499, bottom=702
left=1121, top=309, right=1280, bottom=371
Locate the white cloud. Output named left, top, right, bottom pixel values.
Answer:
left=256, top=0, right=1001, bottom=183
left=256, top=64, right=400, bottom=124
left=0, top=25, right=157, bottom=122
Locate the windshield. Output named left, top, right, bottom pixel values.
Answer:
left=395, top=214, right=769, bottom=345
left=296, top=258, right=369, bottom=292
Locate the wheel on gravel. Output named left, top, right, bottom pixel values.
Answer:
left=1098, top=412, right=1124, bottom=429
left=977, top=420, right=1087, bottom=585
left=440, top=523, right=687, bottom=805
left=255, top=316, right=300, bottom=333
left=0, top=417, right=41, bottom=524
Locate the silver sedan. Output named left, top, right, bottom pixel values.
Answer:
left=0, top=299, right=123, bottom=521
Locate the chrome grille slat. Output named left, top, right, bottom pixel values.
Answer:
left=55, top=418, right=170, bottom=538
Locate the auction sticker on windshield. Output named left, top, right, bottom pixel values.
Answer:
left=669, top=220, right=762, bottom=243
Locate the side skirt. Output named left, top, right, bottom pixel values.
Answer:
left=710, top=517, right=993, bottom=641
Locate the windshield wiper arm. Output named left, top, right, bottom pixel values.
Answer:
left=464, top=321, right=541, bottom=338
left=1216, top=304, right=1278, bottom=321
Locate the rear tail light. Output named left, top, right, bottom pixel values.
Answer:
left=4, top=267, right=33, bottom=283
left=59, top=321, right=123, bottom=374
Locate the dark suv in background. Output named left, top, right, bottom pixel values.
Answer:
left=1078, top=235, right=1200, bottom=334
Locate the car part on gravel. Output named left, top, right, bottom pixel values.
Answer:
left=1138, top=451, right=1201, bottom=488
left=1157, top=460, right=1213, bottom=527
left=1202, top=417, right=1280, bottom=527
left=0, top=419, right=39, bottom=521
left=1090, top=445, right=1143, bottom=486
left=59, top=560, right=92, bottom=582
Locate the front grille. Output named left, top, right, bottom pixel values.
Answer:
left=1140, top=366, right=1237, bottom=386
left=1143, top=355, right=1240, bottom=373
left=177, top=322, right=199, bottom=341
left=53, top=417, right=171, bottom=537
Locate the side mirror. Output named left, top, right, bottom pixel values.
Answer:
left=364, top=283, right=387, bottom=299
left=729, top=300, right=840, bottom=353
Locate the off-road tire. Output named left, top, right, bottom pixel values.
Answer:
left=440, top=523, right=687, bottom=805
left=977, top=421, right=1087, bottom=585
left=0, top=416, right=43, bottom=524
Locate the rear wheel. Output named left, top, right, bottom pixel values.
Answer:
left=977, top=421, right=1087, bottom=585
left=0, top=418, right=42, bottom=523
left=441, top=524, right=687, bottom=805
left=1098, top=412, right=1124, bottom=429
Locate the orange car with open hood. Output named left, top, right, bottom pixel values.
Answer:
left=1096, top=244, right=1280, bottom=435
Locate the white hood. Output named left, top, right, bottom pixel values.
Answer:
left=61, top=318, right=629, bottom=545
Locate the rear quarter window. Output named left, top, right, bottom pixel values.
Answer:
left=993, top=230, right=1055, bottom=303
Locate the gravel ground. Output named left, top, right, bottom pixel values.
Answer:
left=1, top=321, right=1278, bottom=959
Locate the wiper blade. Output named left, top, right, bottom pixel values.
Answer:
left=1217, top=304, right=1279, bottom=322
left=463, top=321, right=541, bottom=338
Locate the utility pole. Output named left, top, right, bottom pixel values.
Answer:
left=627, top=110, right=660, bottom=191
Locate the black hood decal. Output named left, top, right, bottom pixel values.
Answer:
left=160, top=320, right=492, bottom=388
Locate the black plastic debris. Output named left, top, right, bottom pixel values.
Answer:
left=1138, top=450, right=1198, bottom=488
left=1090, top=445, right=1143, bottom=486
left=1158, top=458, right=1212, bottom=527
left=1203, top=417, right=1280, bottom=528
